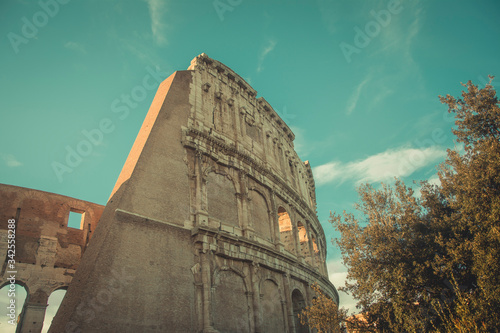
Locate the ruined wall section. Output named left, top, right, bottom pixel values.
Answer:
left=186, top=54, right=317, bottom=212
left=184, top=54, right=326, bottom=263
left=0, top=184, right=104, bottom=333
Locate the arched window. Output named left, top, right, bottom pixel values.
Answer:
left=42, top=288, right=67, bottom=333
left=311, top=236, right=321, bottom=269
left=291, top=289, right=308, bottom=333
left=278, top=207, right=295, bottom=254
left=0, top=283, right=28, bottom=333
left=297, top=222, right=309, bottom=258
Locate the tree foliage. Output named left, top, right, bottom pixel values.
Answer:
left=299, top=282, right=347, bottom=333
left=330, top=77, right=500, bottom=332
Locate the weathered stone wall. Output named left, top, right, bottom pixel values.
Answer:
left=0, top=184, right=104, bottom=333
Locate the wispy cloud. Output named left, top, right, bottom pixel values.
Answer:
left=145, top=0, right=168, bottom=46
left=404, top=7, right=422, bottom=66
left=2, top=154, right=22, bottom=167
left=64, top=41, right=86, bottom=53
left=317, top=0, right=340, bottom=34
left=375, top=3, right=423, bottom=72
left=257, top=39, right=277, bottom=72
left=120, top=37, right=165, bottom=68
left=313, top=145, right=446, bottom=186
left=346, top=76, right=370, bottom=114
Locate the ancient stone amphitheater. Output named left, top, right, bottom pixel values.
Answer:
left=0, top=54, right=338, bottom=333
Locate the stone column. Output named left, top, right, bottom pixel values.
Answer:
left=268, top=193, right=282, bottom=252
left=195, top=150, right=209, bottom=227
left=306, top=222, right=315, bottom=266
left=303, top=282, right=313, bottom=333
left=201, top=251, right=218, bottom=333
left=282, top=273, right=294, bottom=333
left=250, top=262, right=261, bottom=332
left=239, top=172, right=254, bottom=239
left=18, top=302, right=48, bottom=333
left=293, top=212, right=303, bottom=262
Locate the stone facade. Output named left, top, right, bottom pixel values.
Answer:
left=1, top=54, right=338, bottom=332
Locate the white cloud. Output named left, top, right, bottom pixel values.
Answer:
left=426, top=174, right=441, bottom=186
left=314, top=145, right=447, bottom=186
left=327, top=259, right=359, bottom=315
left=414, top=173, right=442, bottom=198
left=346, top=76, right=370, bottom=115
left=64, top=41, right=86, bottom=53
left=257, top=39, right=277, bottom=72
left=145, top=0, right=168, bottom=46
left=3, top=154, right=22, bottom=167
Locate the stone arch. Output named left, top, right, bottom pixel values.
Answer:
left=207, top=172, right=239, bottom=227
left=212, top=267, right=251, bottom=333
left=278, top=206, right=295, bottom=254
left=291, top=289, right=309, bottom=333
left=19, top=190, right=50, bottom=216
left=261, top=278, right=286, bottom=332
left=297, top=221, right=310, bottom=259
left=248, top=189, right=272, bottom=241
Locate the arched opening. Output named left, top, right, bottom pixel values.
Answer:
left=42, top=288, right=67, bottom=333
left=292, top=289, right=309, bottom=333
left=278, top=207, right=295, bottom=254
left=0, top=282, right=28, bottom=333
left=311, top=236, right=321, bottom=269
left=297, top=222, right=310, bottom=258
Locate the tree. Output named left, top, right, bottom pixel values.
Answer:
left=330, top=77, right=500, bottom=332
left=434, top=76, right=500, bottom=328
left=331, top=181, right=444, bottom=332
left=299, top=282, right=347, bottom=333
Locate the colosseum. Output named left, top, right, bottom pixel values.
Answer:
left=1, top=53, right=338, bottom=333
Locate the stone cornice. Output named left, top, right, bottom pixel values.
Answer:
left=188, top=53, right=295, bottom=143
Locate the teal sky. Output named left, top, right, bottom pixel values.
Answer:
left=1, top=0, right=500, bottom=318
